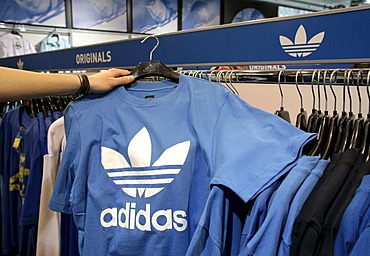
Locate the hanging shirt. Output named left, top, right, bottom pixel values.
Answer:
left=317, top=156, right=370, bottom=256
left=334, top=175, right=370, bottom=256
left=0, top=108, right=22, bottom=255
left=36, top=117, right=65, bottom=256
left=0, top=33, right=36, bottom=58
left=239, top=155, right=319, bottom=256
left=239, top=176, right=283, bottom=250
left=49, top=75, right=315, bottom=256
left=278, top=158, right=329, bottom=256
left=349, top=226, right=370, bottom=256
left=0, top=107, right=44, bottom=255
left=185, top=185, right=249, bottom=256
left=291, top=148, right=360, bottom=256
left=35, top=34, right=70, bottom=52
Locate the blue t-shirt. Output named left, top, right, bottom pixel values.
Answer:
left=0, top=108, right=22, bottom=255
left=50, top=75, right=315, bottom=256
left=278, top=158, right=329, bottom=256
left=185, top=185, right=247, bottom=256
left=240, top=175, right=283, bottom=250
left=349, top=226, right=370, bottom=256
left=334, top=175, right=370, bottom=256
left=240, top=155, right=319, bottom=256
left=1, top=107, right=45, bottom=255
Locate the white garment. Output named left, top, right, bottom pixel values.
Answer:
left=0, top=32, right=36, bottom=58
left=36, top=117, right=65, bottom=256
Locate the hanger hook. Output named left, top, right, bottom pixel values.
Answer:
left=347, top=69, right=354, bottom=114
left=329, top=68, right=340, bottom=112
left=295, top=69, right=304, bottom=110
left=278, top=70, right=287, bottom=108
left=322, top=69, right=329, bottom=112
left=316, top=69, right=324, bottom=112
left=311, top=69, right=318, bottom=110
left=227, top=70, right=239, bottom=96
left=141, top=35, right=159, bottom=61
left=356, top=69, right=363, bottom=115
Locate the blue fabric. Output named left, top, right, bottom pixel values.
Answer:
left=0, top=108, right=22, bottom=255
left=240, top=176, right=283, bottom=250
left=61, top=213, right=79, bottom=256
left=349, top=227, right=370, bottom=256
left=278, top=158, right=329, bottom=256
left=185, top=185, right=246, bottom=256
left=359, top=188, right=370, bottom=233
left=240, top=155, right=319, bottom=256
left=52, top=111, right=63, bottom=121
left=1, top=107, right=45, bottom=255
left=334, top=175, right=370, bottom=256
left=50, top=75, right=315, bottom=256
left=36, top=34, right=70, bottom=52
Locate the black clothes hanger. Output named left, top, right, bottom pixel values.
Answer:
left=338, top=70, right=356, bottom=153
left=295, top=70, right=308, bottom=131
left=274, top=70, right=291, bottom=123
left=307, top=70, right=319, bottom=133
left=312, top=70, right=326, bottom=134
left=349, top=70, right=365, bottom=149
left=10, top=24, right=22, bottom=36
left=309, top=70, right=331, bottom=157
left=361, top=71, right=370, bottom=160
left=322, top=69, right=341, bottom=159
left=333, top=70, right=350, bottom=153
left=130, top=35, right=179, bottom=83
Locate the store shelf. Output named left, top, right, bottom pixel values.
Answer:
left=0, top=5, right=369, bottom=71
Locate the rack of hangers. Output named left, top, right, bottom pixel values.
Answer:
left=0, top=95, right=78, bottom=118
left=181, top=68, right=370, bottom=160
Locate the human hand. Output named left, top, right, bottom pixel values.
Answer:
left=87, top=68, right=134, bottom=93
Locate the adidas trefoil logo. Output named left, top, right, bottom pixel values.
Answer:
left=279, top=25, right=325, bottom=57
left=101, top=127, right=190, bottom=198
left=17, top=59, right=24, bottom=70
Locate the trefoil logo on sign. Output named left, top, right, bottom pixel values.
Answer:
left=101, top=127, right=190, bottom=198
left=17, top=59, right=24, bottom=69
left=279, top=25, right=325, bottom=57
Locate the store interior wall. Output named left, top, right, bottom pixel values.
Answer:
left=1, top=0, right=367, bottom=49
left=233, top=82, right=368, bottom=126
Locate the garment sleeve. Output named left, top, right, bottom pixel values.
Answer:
left=209, top=92, right=316, bottom=203
left=185, top=185, right=246, bottom=256
left=49, top=106, right=80, bottom=214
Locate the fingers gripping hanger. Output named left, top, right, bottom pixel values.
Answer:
left=349, top=69, right=365, bottom=149
left=129, top=35, right=179, bottom=83
left=295, top=70, right=307, bottom=131
left=274, top=70, right=291, bottom=123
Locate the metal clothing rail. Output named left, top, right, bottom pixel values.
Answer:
left=0, top=5, right=370, bottom=71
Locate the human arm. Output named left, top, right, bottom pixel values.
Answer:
left=0, top=67, right=134, bottom=102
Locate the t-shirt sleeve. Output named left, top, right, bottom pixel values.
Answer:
left=49, top=106, right=80, bottom=214
left=210, top=92, right=316, bottom=203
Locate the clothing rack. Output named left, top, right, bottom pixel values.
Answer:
left=0, top=5, right=369, bottom=71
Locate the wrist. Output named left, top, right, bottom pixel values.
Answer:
left=77, top=74, right=90, bottom=94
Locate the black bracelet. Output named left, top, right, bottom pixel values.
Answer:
left=77, top=74, right=90, bottom=94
